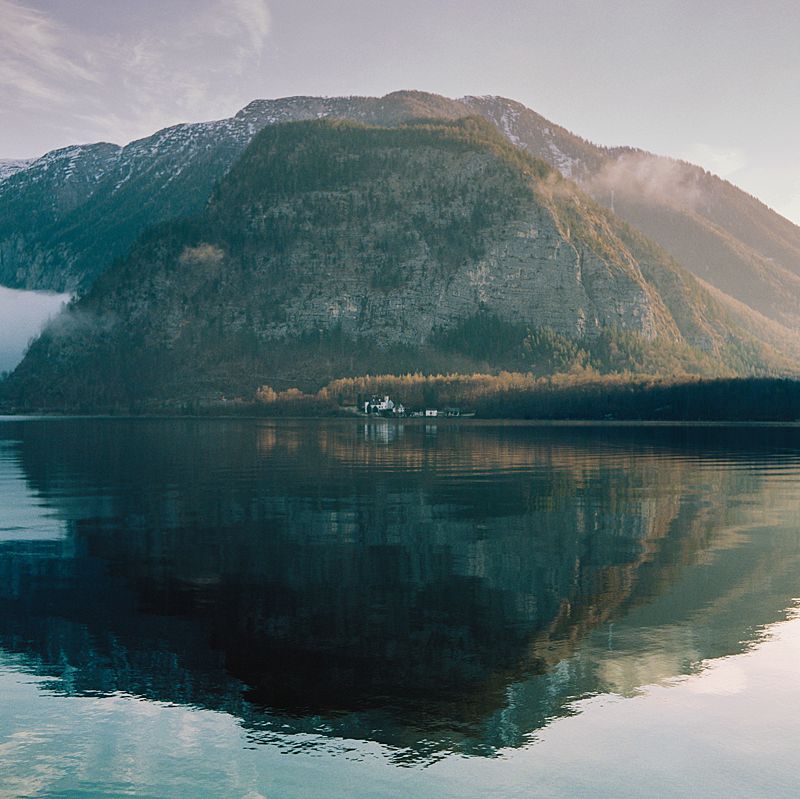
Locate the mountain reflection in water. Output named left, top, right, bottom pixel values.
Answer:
left=1, top=419, right=799, bottom=763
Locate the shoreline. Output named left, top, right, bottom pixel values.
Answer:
left=3, top=414, right=800, bottom=428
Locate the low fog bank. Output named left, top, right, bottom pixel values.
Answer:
left=0, top=287, right=70, bottom=374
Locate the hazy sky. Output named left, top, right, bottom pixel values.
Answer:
left=1, top=0, right=798, bottom=221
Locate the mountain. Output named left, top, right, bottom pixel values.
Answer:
left=2, top=117, right=791, bottom=410
left=0, top=93, right=469, bottom=293
left=5, top=90, right=800, bottom=337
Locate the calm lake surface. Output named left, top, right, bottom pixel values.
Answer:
left=1, top=417, right=799, bottom=798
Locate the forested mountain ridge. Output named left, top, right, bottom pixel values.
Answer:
left=0, top=92, right=470, bottom=292
left=3, top=90, right=800, bottom=337
left=2, top=118, right=792, bottom=411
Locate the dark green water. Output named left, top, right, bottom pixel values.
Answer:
left=1, top=418, right=799, bottom=798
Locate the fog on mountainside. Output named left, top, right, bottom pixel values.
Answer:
left=0, top=288, right=69, bottom=374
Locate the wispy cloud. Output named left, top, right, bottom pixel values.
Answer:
left=682, top=142, right=747, bottom=178
left=588, top=152, right=704, bottom=211
left=0, top=0, right=271, bottom=146
left=197, top=0, right=271, bottom=69
left=0, top=0, right=99, bottom=107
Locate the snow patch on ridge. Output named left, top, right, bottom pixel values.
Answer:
left=545, top=136, right=578, bottom=178
left=499, top=108, right=521, bottom=147
left=0, top=158, right=35, bottom=183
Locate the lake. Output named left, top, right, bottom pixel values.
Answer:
left=1, top=417, right=799, bottom=798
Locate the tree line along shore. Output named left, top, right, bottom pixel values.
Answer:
left=249, top=373, right=800, bottom=422
left=4, top=371, right=800, bottom=421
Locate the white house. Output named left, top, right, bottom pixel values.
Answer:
left=364, top=395, right=403, bottom=415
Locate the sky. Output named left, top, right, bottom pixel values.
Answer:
left=0, top=0, right=798, bottom=222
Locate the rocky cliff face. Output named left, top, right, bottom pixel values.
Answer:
left=2, top=118, right=784, bottom=409
left=206, top=120, right=669, bottom=345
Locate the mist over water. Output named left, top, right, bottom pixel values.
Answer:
left=0, top=287, right=70, bottom=373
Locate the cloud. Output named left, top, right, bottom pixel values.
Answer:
left=199, top=0, right=271, bottom=67
left=0, top=287, right=70, bottom=373
left=0, top=0, right=98, bottom=107
left=588, top=151, right=704, bottom=211
left=681, top=142, right=747, bottom=178
left=179, top=243, right=225, bottom=265
left=0, top=0, right=271, bottom=148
